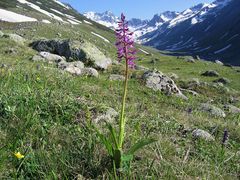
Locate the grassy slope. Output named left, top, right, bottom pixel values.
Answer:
left=0, top=10, right=240, bottom=180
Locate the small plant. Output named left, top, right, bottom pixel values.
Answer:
left=96, top=13, right=156, bottom=171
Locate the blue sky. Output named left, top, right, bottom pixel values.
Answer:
left=60, top=0, right=214, bottom=19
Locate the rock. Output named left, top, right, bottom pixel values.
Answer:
left=0, top=31, right=4, bottom=37
left=142, top=70, right=187, bottom=99
left=213, top=77, right=230, bottom=84
left=64, top=66, right=82, bottom=76
left=1, top=64, right=7, bottom=68
left=200, top=103, right=226, bottom=118
left=224, top=63, right=233, bottom=68
left=4, top=48, right=18, bottom=54
left=32, top=52, right=66, bottom=63
left=168, top=73, right=179, bottom=80
left=188, top=78, right=200, bottom=87
left=186, top=57, right=195, bottom=63
left=135, top=65, right=149, bottom=71
left=3, top=33, right=25, bottom=45
left=192, top=129, right=215, bottom=141
left=201, top=70, right=219, bottom=77
left=224, top=105, right=240, bottom=114
left=58, top=61, right=84, bottom=70
left=196, top=55, right=201, bottom=60
left=109, top=74, right=125, bottom=81
left=215, top=60, right=224, bottom=65
left=30, top=39, right=112, bottom=70
left=57, top=33, right=62, bottom=37
left=93, top=107, right=118, bottom=124
left=180, top=88, right=199, bottom=96
left=81, top=68, right=99, bottom=77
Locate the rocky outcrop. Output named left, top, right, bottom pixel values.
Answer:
left=142, top=70, right=187, bottom=99
left=224, top=105, right=240, bottom=114
left=30, top=39, right=112, bottom=70
left=192, top=129, right=215, bottom=141
left=213, top=77, right=230, bottom=84
left=200, top=103, right=226, bottom=118
left=201, top=70, right=219, bottom=77
left=3, top=34, right=26, bottom=45
left=32, top=52, right=66, bottom=63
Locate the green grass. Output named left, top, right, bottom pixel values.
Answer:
left=0, top=21, right=239, bottom=179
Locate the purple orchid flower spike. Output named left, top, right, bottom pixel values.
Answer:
left=115, top=13, right=137, bottom=68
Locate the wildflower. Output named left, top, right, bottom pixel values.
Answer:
left=115, top=13, right=137, bottom=68
left=14, top=152, right=24, bottom=159
left=222, top=128, right=229, bottom=146
left=36, top=77, right=40, bottom=81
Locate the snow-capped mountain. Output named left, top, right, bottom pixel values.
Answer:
left=83, top=11, right=178, bottom=40
left=143, top=0, right=240, bottom=65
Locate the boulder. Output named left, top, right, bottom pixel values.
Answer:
left=3, top=33, right=25, bottom=45
left=32, top=52, right=66, bottom=63
left=81, top=68, right=99, bottom=77
left=213, top=77, right=230, bottom=84
left=224, top=105, right=240, bottom=114
left=201, top=70, right=219, bottom=77
left=186, top=57, right=195, bottom=63
left=58, top=61, right=84, bottom=70
left=0, top=31, right=4, bottom=37
left=142, top=70, right=187, bottom=99
left=215, top=60, right=223, bottom=65
left=192, top=129, right=215, bottom=141
left=64, top=66, right=82, bottom=76
left=200, top=103, right=226, bottom=118
left=109, top=74, right=125, bottom=81
left=93, top=107, right=118, bottom=124
left=30, top=39, right=112, bottom=70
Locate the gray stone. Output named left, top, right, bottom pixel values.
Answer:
left=0, top=31, right=4, bottom=37
left=142, top=70, right=187, bottom=99
left=200, top=103, right=226, bottom=118
left=109, top=74, right=125, bottom=81
left=192, top=129, right=215, bottom=141
left=180, top=88, right=199, bottom=96
left=3, top=33, right=25, bottom=45
left=93, top=107, right=118, bottom=124
left=186, top=57, right=195, bottom=63
left=64, top=66, right=82, bottom=76
left=32, top=52, right=66, bottom=63
left=215, top=60, right=224, bottom=65
left=168, top=73, right=179, bottom=80
left=58, top=61, right=84, bottom=70
left=213, top=77, right=230, bottom=84
left=201, top=70, right=219, bottom=77
left=224, top=105, right=240, bottom=114
left=30, top=39, right=112, bottom=70
left=81, top=68, right=99, bottom=77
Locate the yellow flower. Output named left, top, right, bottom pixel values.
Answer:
left=14, top=152, right=24, bottom=159
left=36, top=77, right=40, bottom=81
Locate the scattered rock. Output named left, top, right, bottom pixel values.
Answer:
left=200, top=103, right=226, bottom=118
left=213, top=77, right=230, bottom=84
left=180, top=88, right=199, bottom=96
left=58, top=61, right=84, bottom=70
left=109, top=74, right=125, bottom=81
left=142, top=70, right=187, bottom=99
left=215, top=60, right=223, bottom=65
left=4, top=48, right=18, bottom=54
left=224, top=105, right=240, bottom=114
left=93, top=107, right=118, bottom=124
left=64, top=66, right=82, bottom=76
left=30, top=39, right=112, bottom=70
left=201, top=70, right=219, bottom=77
left=135, top=65, right=149, bottom=71
left=81, top=68, right=99, bottom=77
left=186, top=57, right=195, bottom=63
left=1, top=64, right=7, bottom=68
left=0, top=31, right=4, bottom=37
left=3, top=33, right=26, bottom=45
left=168, top=73, right=179, bottom=80
left=192, top=129, right=215, bottom=141
left=32, top=52, right=66, bottom=63
left=57, top=33, right=62, bottom=37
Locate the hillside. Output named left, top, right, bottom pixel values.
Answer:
left=0, top=0, right=240, bottom=179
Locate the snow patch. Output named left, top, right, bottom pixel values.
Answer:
left=53, top=0, right=70, bottom=9
left=84, top=20, right=92, bottom=25
left=91, top=32, right=110, bottom=43
left=42, top=19, right=51, bottom=24
left=0, top=8, right=37, bottom=22
left=191, top=17, right=198, bottom=25
left=214, top=44, right=232, bottom=54
left=17, top=0, right=64, bottom=22
left=50, top=8, right=64, bottom=16
left=139, top=48, right=150, bottom=55
left=67, top=19, right=79, bottom=25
